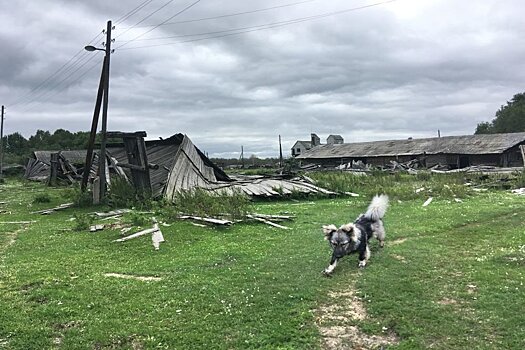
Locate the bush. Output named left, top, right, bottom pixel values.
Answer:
left=72, top=213, right=93, bottom=232
left=170, top=188, right=251, bottom=220
left=33, top=193, right=52, bottom=204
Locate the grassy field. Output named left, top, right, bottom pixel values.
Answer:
left=0, top=176, right=524, bottom=349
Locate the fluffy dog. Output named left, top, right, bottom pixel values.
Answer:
left=322, top=194, right=389, bottom=275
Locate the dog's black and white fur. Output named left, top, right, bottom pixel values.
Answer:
left=322, top=194, right=389, bottom=275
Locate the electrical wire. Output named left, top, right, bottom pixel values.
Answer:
left=118, top=0, right=398, bottom=51
left=9, top=32, right=104, bottom=107
left=114, top=0, right=177, bottom=39
left=17, top=59, right=102, bottom=115
left=15, top=54, right=99, bottom=113
left=117, top=0, right=318, bottom=29
left=115, top=0, right=202, bottom=49
left=115, top=0, right=156, bottom=25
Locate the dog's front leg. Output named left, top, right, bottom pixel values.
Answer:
left=358, top=245, right=371, bottom=268
left=323, top=255, right=338, bottom=276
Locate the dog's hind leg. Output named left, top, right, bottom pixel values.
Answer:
left=358, top=245, right=371, bottom=268
left=373, top=221, right=386, bottom=248
left=323, top=256, right=338, bottom=276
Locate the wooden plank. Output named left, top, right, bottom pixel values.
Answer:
left=178, top=215, right=233, bottom=225
left=113, top=224, right=160, bottom=242
left=247, top=215, right=291, bottom=230
left=520, top=145, right=525, bottom=168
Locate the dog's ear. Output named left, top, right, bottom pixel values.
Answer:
left=322, top=224, right=337, bottom=240
left=340, top=223, right=358, bottom=242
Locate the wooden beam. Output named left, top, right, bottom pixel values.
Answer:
left=520, top=145, right=525, bottom=168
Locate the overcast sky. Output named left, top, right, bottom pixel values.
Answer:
left=1, top=0, right=524, bottom=157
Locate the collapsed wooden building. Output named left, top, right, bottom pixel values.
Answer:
left=296, top=132, right=525, bottom=169
left=25, top=133, right=333, bottom=198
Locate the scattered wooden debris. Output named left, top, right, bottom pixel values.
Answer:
left=93, top=209, right=132, bottom=218
left=344, top=192, right=360, bottom=197
left=178, top=215, right=233, bottom=226
left=511, top=188, right=525, bottom=196
left=113, top=222, right=165, bottom=251
left=422, top=197, right=433, bottom=207
left=113, top=224, right=160, bottom=242
left=104, top=273, right=162, bottom=282
left=250, top=213, right=295, bottom=222
left=0, top=221, right=37, bottom=224
left=152, top=230, right=165, bottom=250
left=247, top=215, right=291, bottom=230
left=31, top=202, right=74, bottom=215
left=89, top=224, right=105, bottom=232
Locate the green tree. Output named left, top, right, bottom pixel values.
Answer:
left=475, top=93, right=525, bottom=134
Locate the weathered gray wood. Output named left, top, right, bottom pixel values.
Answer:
left=31, top=202, right=74, bottom=215
left=247, top=215, right=291, bottom=230
left=178, top=215, right=232, bottom=225
left=520, top=145, right=525, bottom=168
left=94, top=209, right=132, bottom=217
left=0, top=221, right=37, bottom=224
left=90, top=224, right=105, bottom=232
left=113, top=224, right=160, bottom=242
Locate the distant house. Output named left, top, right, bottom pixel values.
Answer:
left=296, top=132, right=525, bottom=169
left=291, top=133, right=321, bottom=157
left=327, top=134, right=344, bottom=145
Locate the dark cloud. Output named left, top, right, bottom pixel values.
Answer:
left=1, top=0, right=524, bottom=156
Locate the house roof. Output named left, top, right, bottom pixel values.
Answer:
left=292, top=140, right=312, bottom=149
left=296, top=132, right=525, bottom=159
left=328, top=134, right=344, bottom=140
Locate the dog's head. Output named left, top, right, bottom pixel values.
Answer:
left=322, top=223, right=359, bottom=258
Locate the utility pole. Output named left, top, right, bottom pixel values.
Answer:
left=0, top=105, right=4, bottom=182
left=81, top=56, right=106, bottom=192
left=99, top=20, right=112, bottom=201
left=240, top=146, right=244, bottom=168
left=279, top=135, right=283, bottom=168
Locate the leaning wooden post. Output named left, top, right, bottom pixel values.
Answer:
left=48, top=153, right=59, bottom=186
left=520, top=145, right=525, bottom=168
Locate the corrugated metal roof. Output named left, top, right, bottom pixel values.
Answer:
left=297, top=132, right=525, bottom=159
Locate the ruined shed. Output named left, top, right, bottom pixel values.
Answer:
left=25, top=150, right=88, bottom=181
left=110, top=133, right=333, bottom=199
left=296, top=132, right=525, bottom=169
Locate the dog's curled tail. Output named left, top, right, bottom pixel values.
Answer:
left=364, top=194, right=389, bottom=221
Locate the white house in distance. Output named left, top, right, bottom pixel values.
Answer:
left=291, top=133, right=344, bottom=157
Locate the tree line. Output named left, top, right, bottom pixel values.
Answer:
left=475, top=92, right=525, bottom=134
left=1, top=129, right=90, bottom=164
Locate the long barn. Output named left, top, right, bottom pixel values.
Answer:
left=296, top=132, right=525, bottom=169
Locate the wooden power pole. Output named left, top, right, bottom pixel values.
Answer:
left=99, top=20, right=112, bottom=201
left=0, top=105, right=4, bottom=182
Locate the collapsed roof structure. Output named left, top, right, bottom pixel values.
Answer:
left=25, top=133, right=333, bottom=198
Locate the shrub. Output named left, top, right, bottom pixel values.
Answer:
left=72, top=213, right=93, bottom=232
left=33, top=193, right=52, bottom=204
left=170, top=188, right=251, bottom=220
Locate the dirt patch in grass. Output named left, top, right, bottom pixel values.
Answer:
left=437, top=298, right=458, bottom=306
left=316, top=285, right=399, bottom=349
left=389, top=238, right=407, bottom=246
left=104, top=273, right=162, bottom=282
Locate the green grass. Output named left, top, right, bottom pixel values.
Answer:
left=0, top=178, right=524, bottom=349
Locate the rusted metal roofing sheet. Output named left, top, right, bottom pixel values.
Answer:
left=297, top=132, right=525, bottom=159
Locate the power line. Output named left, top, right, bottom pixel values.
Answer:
left=118, top=0, right=318, bottom=29
left=118, top=0, right=398, bottom=51
left=114, top=0, right=177, bottom=39
left=115, top=0, right=156, bottom=25
left=115, top=0, right=202, bottom=49
left=16, top=55, right=100, bottom=113
left=9, top=31, right=104, bottom=107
